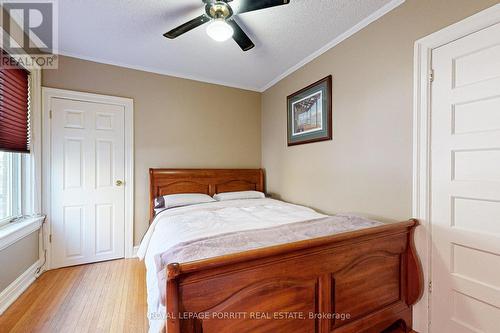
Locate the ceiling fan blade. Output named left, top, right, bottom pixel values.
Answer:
left=227, top=20, right=255, bottom=51
left=236, top=0, right=290, bottom=14
left=164, top=14, right=211, bottom=39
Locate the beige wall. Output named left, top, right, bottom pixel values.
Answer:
left=43, top=56, right=262, bottom=244
left=261, top=0, right=498, bottom=221
left=0, top=233, right=39, bottom=291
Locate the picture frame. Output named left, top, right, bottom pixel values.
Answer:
left=287, top=75, right=332, bottom=146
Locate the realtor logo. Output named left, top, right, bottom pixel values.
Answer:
left=1, top=0, right=58, bottom=69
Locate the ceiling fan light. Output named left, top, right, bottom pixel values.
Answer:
left=206, top=19, right=233, bottom=42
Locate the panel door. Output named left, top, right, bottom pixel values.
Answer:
left=51, top=98, right=125, bottom=268
left=430, top=22, right=500, bottom=332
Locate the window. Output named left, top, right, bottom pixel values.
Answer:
left=0, top=151, right=21, bottom=226
left=0, top=50, right=30, bottom=226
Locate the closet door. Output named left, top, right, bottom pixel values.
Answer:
left=50, top=97, right=125, bottom=268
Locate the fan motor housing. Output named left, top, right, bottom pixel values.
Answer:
left=206, top=1, right=233, bottom=19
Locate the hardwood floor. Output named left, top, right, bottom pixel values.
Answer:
left=0, top=259, right=148, bottom=333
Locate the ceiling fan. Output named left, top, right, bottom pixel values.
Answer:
left=164, top=0, right=291, bottom=51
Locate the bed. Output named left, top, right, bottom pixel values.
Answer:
left=138, top=169, right=423, bottom=333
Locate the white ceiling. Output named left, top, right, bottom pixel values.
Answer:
left=56, top=0, right=403, bottom=91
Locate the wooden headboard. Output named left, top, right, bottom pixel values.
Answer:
left=149, top=169, right=265, bottom=221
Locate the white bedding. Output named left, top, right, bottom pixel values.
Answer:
left=137, top=198, right=327, bottom=333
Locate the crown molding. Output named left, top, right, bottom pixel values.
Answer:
left=55, top=50, right=261, bottom=92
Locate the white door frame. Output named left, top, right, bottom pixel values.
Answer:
left=412, top=4, right=500, bottom=333
left=42, top=87, right=135, bottom=270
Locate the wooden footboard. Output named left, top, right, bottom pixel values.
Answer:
left=165, top=219, right=423, bottom=333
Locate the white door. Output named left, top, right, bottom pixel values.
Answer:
left=431, top=22, right=500, bottom=332
left=50, top=97, right=126, bottom=268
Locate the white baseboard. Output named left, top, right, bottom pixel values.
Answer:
left=132, top=245, right=139, bottom=258
left=0, top=260, right=40, bottom=315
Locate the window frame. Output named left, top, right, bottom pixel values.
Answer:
left=0, top=51, right=31, bottom=227
left=0, top=65, right=40, bottom=228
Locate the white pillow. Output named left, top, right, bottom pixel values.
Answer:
left=213, top=191, right=265, bottom=201
left=159, top=193, right=216, bottom=209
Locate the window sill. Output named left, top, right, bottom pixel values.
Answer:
left=0, top=216, right=45, bottom=251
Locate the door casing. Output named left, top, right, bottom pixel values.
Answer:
left=42, top=87, right=134, bottom=270
left=412, top=4, right=500, bottom=333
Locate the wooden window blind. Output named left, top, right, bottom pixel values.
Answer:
left=0, top=50, right=30, bottom=153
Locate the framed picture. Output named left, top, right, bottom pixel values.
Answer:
left=287, top=75, right=332, bottom=146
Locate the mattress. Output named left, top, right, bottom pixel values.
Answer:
left=137, top=198, right=382, bottom=333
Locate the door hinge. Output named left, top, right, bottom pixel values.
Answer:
left=49, top=234, right=52, bottom=243
left=428, top=280, right=432, bottom=293
left=49, top=110, right=52, bottom=119
left=429, top=69, right=435, bottom=83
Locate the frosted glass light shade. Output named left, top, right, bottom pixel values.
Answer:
left=206, top=19, right=234, bottom=42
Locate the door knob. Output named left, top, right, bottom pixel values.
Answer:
left=115, top=180, right=124, bottom=186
